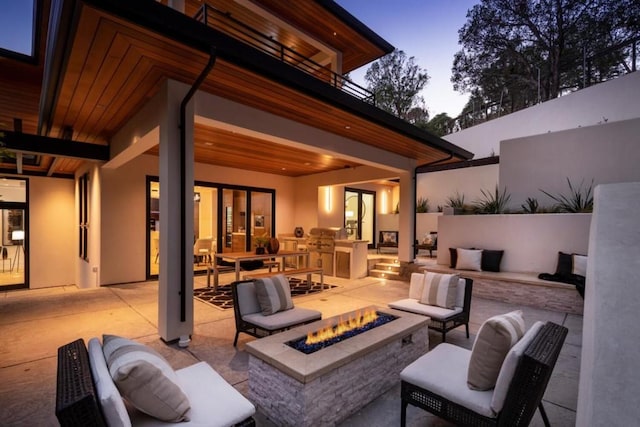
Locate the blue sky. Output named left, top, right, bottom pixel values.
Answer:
left=0, top=1, right=34, bottom=56
left=336, top=0, right=479, bottom=118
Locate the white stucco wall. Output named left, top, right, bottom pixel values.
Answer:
left=500, top=118, right=640, bottom=210
left=417, top=163, right=499, bottom=212
left=437, top=213, right=591, bottom=273
left=445, top=71, right=640, bottom=158
left=29, top=176, right=75, bottom=288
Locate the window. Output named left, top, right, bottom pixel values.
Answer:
left=0, top=1, right=36, bottom=59
left=79, top=173, right=89, bottom=261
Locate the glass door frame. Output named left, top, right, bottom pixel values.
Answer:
left=0, top=178, right=29, bottom=290
left=146, top=176, right=276, bottom=279
left=344, top=187, right=376, bottom=249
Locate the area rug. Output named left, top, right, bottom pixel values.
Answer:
left=194, top=278, right=337, bottom=310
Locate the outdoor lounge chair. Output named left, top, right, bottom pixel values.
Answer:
left=400, top=321, right=568, bottom=427
left=389, top=272, right=473, bottom=342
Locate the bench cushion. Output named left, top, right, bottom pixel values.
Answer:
left=243, top=307, right=321, bottom=330
left=255, top=274, right=293, bottom=315
left=102, top=335, right=191, bottom=422
left=88, top=338, right=131, bottom=427
left=388, top=299, right=462, bottom=320
left=129, top=362, right=256, bottom=426
left=467, top=310, right=525, bottom=391
left=401, top=343, right=494, bottom=418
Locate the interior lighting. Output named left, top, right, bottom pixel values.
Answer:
left=324, top=186, right=332, bottom=213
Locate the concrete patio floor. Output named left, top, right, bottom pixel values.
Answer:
left=0, top=270, right=581, bottom=426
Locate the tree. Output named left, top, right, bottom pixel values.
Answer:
left=426, top=113, right=455, bottom=136
left=452, top=0, right=640, bottom=123
left=365, top=49, right=430, bottom=121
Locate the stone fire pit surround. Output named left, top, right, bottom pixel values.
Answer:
left=245, top=306, right=429, bottom=426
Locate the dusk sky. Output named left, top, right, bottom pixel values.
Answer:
left=0, top=1, right=33, bottom=56
left=336, top=0, right=480, bottom=118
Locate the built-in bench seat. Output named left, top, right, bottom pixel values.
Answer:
left=422, top=265, right=583, bottom=315
left=243, top=267, right=324, bottom=290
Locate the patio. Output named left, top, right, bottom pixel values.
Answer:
left=0, top=266, right=581, bottom=426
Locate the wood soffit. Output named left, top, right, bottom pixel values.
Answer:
left=0, top=0, right=469, bottom=178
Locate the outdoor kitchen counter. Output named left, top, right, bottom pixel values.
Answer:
left=334, top=239, right=369, bottom=279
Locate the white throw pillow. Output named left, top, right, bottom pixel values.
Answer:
left=467, top=310, right=525, bottom=390
left=419, top=272, right=459, bottom=309
left=254, top=274, right=294, bottom=315
left=408, top=272, right=425, bottom=300
left=456, top=248, right=483, bottom=271
left=572, top=254, right=587, bottom=277
left=102, top=335, right=191, bottom=422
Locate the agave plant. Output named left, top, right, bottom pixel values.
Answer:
left=473, top=185, right=511, bottom=214
left=416, top=197, right=429, bottom=213
left=445, top=191, right=466, bottom=210
left=540, top=178, right=594, bottom=213
left=521, top=197, right=539, bottom=213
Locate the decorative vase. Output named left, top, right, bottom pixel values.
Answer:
left=255, top=246, right=265, bottom=255
left=267, top=238, right=280, bottom=254
left=294, top=227, right=304, bottom=238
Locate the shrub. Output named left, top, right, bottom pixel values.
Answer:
left=540, top=178, right=594, bottom=213
left=473, top=185, right=511, bottom=214
left=416, top=197, right=429, bottom=213
left=446, top=191, right=466, bottom=209
left=521, top=197, right=539, bottom=213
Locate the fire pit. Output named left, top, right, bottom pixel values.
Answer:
left=287, top=309, right=397, bottom=354
left=245, top=306, right=429, bottom=426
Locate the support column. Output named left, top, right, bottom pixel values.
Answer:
left=158, top=80, right=194, bottom=343
left=576, top=182, right=640, bottom=426
left=397, top=169, right=416, bottom=263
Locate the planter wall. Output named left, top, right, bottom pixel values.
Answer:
left=437, top=213, right=592, bottom=273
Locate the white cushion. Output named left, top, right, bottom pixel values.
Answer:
left=419, top=272, right=459, bottom=308
left=254, top=274, right=294, bottom=315
left=408, top=272, right=425, bottom=300
left=401, top=343, right=495, bottom=418
left=102, top=335, right=191, bottom=422
left=128, top=362, right=255, bottom=427
left=243, top=307, right=321, bottom=330
left=389, top=299, right=462, bottom=320
left=572, top=254, right=587, bottom=276
left=467, top=310, right=525, bottom=390
left=87, top=338, right=131, bottom=427
left=456, top=248, right=483, bottom=271
left=491, top=321, right=544, bottom=413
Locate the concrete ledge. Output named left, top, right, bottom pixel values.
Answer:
left=420, top=264, right=583, bottom=315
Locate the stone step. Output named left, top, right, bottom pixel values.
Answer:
left=369, top=269, right=402, bottom=280
left=375, top=262, right=400, bottom=268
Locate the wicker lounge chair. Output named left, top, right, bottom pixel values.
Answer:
left=400, top=321, right=568, bottom=427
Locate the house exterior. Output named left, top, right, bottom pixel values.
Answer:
left=0, top=0, right=473, bottom=341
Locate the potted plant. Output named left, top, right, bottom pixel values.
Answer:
left=254, top=235, right=271, bottom=254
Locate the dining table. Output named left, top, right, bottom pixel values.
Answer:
left=211, top=249, right=310, bottom=288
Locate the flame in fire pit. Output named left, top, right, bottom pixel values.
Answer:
left=306, top=309, right=379, bottom=345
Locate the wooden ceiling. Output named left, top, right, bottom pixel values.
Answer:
left=0, top=0, right=470, bottom=178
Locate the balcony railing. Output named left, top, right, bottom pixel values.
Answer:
left=193, top=4, right=375, bottom=104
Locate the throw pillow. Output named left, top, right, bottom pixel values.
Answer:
left=555, top=252, right=573, bottom=278
left=467, top=310, right=525, bottom=391
left=87, top=338, right=131, bottom=427
left=456, top=248, right=483, bottom=271
left=254, top=274, right=294, bottom=315
left=572, top=254, right=588, bottom=277
left=102, top=335, right=190, bottom=422
left=419, top=273, right=459, bottom=309
left=481, top=249, right=504, bottom=272
left=449, top=247, right=458, bottom=268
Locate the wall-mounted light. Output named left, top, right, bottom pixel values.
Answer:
left=381, top=190, right=388, bottom=214
left=324, top=186, right=332, bottom=213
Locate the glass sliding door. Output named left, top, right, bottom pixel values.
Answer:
left=344, top=188, right=376, bottom=248
left=0, top=178, right=28, bottom=289
left=147, top=178, right=275, bottom=278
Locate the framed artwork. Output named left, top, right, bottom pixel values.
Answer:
left=254, top=215, right=264, bottom=227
